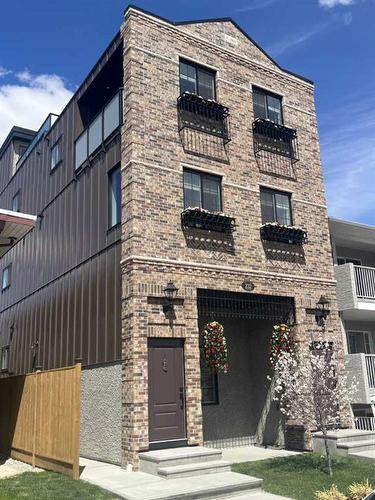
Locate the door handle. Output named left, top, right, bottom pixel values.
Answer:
left=179, top=387, right=184, bottom=410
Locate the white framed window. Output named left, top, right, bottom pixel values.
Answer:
left=0, top=346, right=9, bottom=371
left=347, top=331, right=373, bottom=354
left=2, top=264, right=11, bottom=291
left=50, top=140, right=61, bottom=171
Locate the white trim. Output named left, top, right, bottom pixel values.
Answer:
left=284, top=103, right=316, bottom=118
left=217, top=78, right=250, bottom=94
left=180, top=162, right=225, bottom=179
left=177, top=53, right=221, bottom=72
left=120, top=254, right=336, bottom=285
left=250, top=82, right=284, bottom=99
left=124, top=44, right=176, bottom=65
left=259, top=183, right=294, bottom=195
left=294, top=198, right=327, bottom=209
left=224, top=182, right=255, bottom=193
left=125, top=8, right=314, bottom=89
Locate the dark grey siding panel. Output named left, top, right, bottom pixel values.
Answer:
left=0, top=41, right=123, bottom=374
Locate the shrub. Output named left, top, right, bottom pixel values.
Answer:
left=315, top=484, right=347, bottom=500
left=347, top=479, right=373, bottom=500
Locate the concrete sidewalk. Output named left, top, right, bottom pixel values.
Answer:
left=80, top=446, right=295, bottom=499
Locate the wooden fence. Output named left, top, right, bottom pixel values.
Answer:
left=0, top=363, right=81, bottom=478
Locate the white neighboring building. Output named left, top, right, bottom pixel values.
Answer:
left=330, top=217, right=375, bottom=429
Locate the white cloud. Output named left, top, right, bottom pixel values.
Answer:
left=0, top=67, right=11, bottom=78
left=235, top=0, right=279, bottom=12
left=320, top=91, right=375, bottom=224
left=266, top=22, right=330, bottom=57
left=319, top=0, right=353, bottom=7
left=0, top=70, right=73, bottom=145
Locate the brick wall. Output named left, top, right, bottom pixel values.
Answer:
left=120, top=8, right=346, bottom=467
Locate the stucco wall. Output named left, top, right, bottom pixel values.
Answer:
left=81, top=362, right=122, bottom=465
left=201, top=318, right=283, bottom=446
left=335, top=264, right=357, bottom=311
left=346, top=353, right=369, bottom=404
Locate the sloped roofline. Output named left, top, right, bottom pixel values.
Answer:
left=125, top=4, right=314, bottom=85
left=0, top=126, right=36, bottom=161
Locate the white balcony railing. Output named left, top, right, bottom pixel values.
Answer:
left=365, top=355, right=375, bottom=388
left=355, top=416, right=375, bottom=431
left=355, top=265, right=375, bottom=300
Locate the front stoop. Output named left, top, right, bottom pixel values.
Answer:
left=312, top=429, right=375, bottom=457
left=135, top=446, right=288, bottom=500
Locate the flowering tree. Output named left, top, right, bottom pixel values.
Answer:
left=272, top=340, right=356, bottom=476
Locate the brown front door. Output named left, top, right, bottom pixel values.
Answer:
left=148, top=338, right=186, bottom=444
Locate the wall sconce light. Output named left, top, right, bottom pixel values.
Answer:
left=163, top=281, right=178, bottom=314
left=315, top=295, right=331, bottom=327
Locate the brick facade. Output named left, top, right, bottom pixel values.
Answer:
left=120, top=8, right=346, bottom=467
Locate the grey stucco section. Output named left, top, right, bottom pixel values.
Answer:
left=201, top=318, right=283, bottom=447
left=81, top=362, right=122, bottom=465
left=335, top=264, right=357, bottom=311
left=346, top=353, right=369, bottom=404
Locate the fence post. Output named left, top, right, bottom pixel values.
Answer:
left=72, top=363, right=81, bottom=479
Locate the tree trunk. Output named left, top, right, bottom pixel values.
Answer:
left=322, top=426, right=333, bottom=476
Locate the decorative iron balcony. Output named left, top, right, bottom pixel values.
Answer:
left=177, top=92, right=231, bottom=144
left=253, top=118, right=299, bottom=163
left=260, top=223, right=308, bottom=245
left=181, top=207, right=236, bottom=234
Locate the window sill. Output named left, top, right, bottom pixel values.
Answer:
left=107, top=222, right=121, bottom=234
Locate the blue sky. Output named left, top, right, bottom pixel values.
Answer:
left=0, top=0, right=374, bottom=224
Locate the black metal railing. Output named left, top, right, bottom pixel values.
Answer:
left=253, top=118, right=299, bottom=163
left=177, top=93, right=231, bottom=144
left=181, top=208, right=236, bottom=234
left=260, top=223, right=308, bottom=245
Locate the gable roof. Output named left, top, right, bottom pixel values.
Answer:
left=125, top=4, right=314, bottom=85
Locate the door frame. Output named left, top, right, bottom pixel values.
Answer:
left=147, top=337, right=188, bottom=450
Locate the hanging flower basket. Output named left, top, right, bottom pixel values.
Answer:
left=270, top=323, right=296, bottom=367
left=202, top=321, right=228, bottom=373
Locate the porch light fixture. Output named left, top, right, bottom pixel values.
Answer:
left=163, top=281, right=178, bottom=314
left=315, top=295, right=330, bottom=327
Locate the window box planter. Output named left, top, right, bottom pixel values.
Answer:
left=177, top=92, right=231, bottom=143
left=253, top=118, right=299, bottom=163
left=181, top=207, right=236, bottom=234
left=260, top=222, right=307, bottom=245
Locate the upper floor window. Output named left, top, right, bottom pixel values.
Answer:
left=260, top=188, right=292, bottom=226
left=337, top=257, right=362, bottom=266
left=179, top=60, right=215, bottom=100
left=183, top=169, right=222, bottom=212
left=253, top=87, right=283, bottom=125
left=11, top=191, right=20, bottom=212
left=2, top=264, right=11, bottom=291
left=0, top=346, right=9, bottom=372
left=108, top=165, right=121, bottom=228
left=50, top=140, right=61, bottom=171
left=75, top=91, right=122, bottom=171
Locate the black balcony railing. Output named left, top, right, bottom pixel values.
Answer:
left=177, top=93, right=231, bottom=144
left=181, top=208, right=236, bottom=234
left=253, top=118, right=299, bottom=163
left=260, top=223, right=308, bottom=245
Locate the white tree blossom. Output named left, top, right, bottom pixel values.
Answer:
left=272, top=341, right=357, bottom=476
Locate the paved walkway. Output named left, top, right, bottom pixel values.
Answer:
left=80, top=447, right=295, bottom=499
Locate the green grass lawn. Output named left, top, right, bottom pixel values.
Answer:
left=0, top=471, right=116, bottom=500
left=232, top=453, right=375, bottom=500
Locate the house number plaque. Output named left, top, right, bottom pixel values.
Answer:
left=242, top=279, right=255, bottom=292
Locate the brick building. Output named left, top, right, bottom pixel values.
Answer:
left=0, top=5, right=346, bottom=468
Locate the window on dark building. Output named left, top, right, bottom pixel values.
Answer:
left=50, top=140, right=61, bottom=171
left=183, top=170, right=222, bottom=212
left=11, top=191, right=20, bottom=212
left=2, top=264, right=11, bottom=291
left=253, top=87, right=283, bottom=125
left=260, top=188, right=292, bottom=225
left=108, top=165, right=121, bottom=228
left=179, top=60, right=216, bottom=100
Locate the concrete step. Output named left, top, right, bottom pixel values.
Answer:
left=158, top=460, right=231, bottom=479
left=349, top=450, right=375, bottom=463
left=336, top=430, right=375, bottom=444
left=338, top=439, right=375, bottom=454
left=221, top=492, right=293, bottom=499
left=117, top=471, right=263, bottom=500
left=139, top=447, right=222, bottom=476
